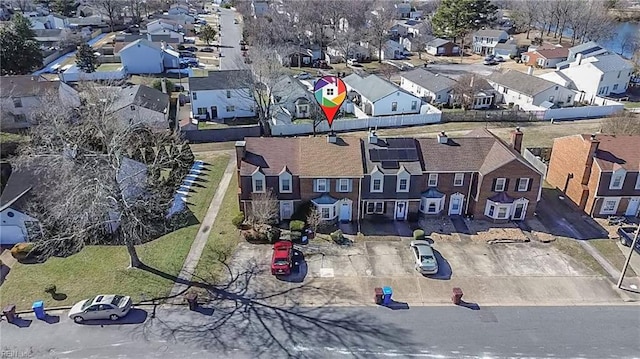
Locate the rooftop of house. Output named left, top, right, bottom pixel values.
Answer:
left=426, top=38, right=453, bottom=47
left=119, top=38, right=162, bottom=53
left=488, top=70, right=559, bottom=97
left=0, top=75, right=58, bottom=98
left=473, top=29, right=507, bottom=38
left=535, top=47, right=569, bottom=59
left=105, top=84, right=169, bottom=113
left=588, top=53, right=634, bottom=73
left=568, top=41, right=603, bottom=56
left=239, top=136, right=364, bottom=177
left=401, top=68, right=456, bottom=93
left=494, top=39, right=517, bottom=50
left=362, top=137, right=424, bottom=174
left=188, top=70, right=253, bottom=91
left=581, top=134, right=640, bottom=172
left=343, top=73, right=406, bottom=102
left=272, top=75, right=312, bottom=105
left=538, top=71, right=576, bottom=90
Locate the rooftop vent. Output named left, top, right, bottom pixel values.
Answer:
left=368, top=130, right=378, bottom=144
left=437, top=131, right=447, bottom=144
left=327, top=132, right=337, bottom=144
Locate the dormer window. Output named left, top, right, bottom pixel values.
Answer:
left=370, top=167, right=384, bottom=193
left=610, top=169, right=626, bottom=190
left=279, top=169, right=292, bottom=193
left=226, top=90, right=231, bottom=98
left=252, top=170, right=265, bottom=193
left=397, top=167, right=410, bottom=193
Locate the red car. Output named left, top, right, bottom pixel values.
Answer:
left=271, top=241, right=293, bottom=275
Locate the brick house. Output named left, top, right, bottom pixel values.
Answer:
left=236, top=136, right=363, bottom=222
left=521, top=46, right=569, bottom=69
left=546, top=134, right=640, bottom=218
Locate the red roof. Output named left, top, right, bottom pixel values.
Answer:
left=535, top=47, right=569, bottom=59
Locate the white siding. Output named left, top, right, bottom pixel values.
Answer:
left=399, top=78, right=450, bottom=104
left=369, top=91, right=422, bottom=117
left=191, top=88, right=257, bottom=120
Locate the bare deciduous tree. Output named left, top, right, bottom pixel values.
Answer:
left=567, top=0, right=614, bottom=46
left=509, top=0, right=538, bottom=39
left=366, top=2, right=395, bottom=63
left=451, top=74, right=486, bottom=110
left=14, top=83, right=193, bottom=268
left=306, top=206, right=322, bottom=233
left=249, top=189, right=279, bottom=225
left=601, top=112, right=640, bottom=135
left=96, top=0, right=124, bottom=32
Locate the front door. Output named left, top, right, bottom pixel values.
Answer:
left=210, top=106, right=218, bottom=119
left=395, top=201, right=407, bottom=220
left=339, top=201, right=351, bottom=222
left=449, top=195, right=463, bottom=215
left=280, top=201, right=293, bottom=220
left=626, top=198, right=640, bottom=217
left=512, top=202, right=527, bottom=220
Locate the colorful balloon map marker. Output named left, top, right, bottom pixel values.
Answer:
left=314, top=76, right=347, bottom=127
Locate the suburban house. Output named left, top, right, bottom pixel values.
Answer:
left=168, top=4, right=190, bottom=15
left=546, top=134, right=640, bottom=218
left=400, top=68, right=456, bottom=105
left=390, top=23, right=409, bottom=38
left=28, top=14, right=68, bottom=29
left=426, top=38, right=460, bottom=56
left=278, top=48, right=313, bottom=67
left=521, top=46, right=569, bottom=68
left=401, top=37, right=422, bottom=52
left=551, top=53, right=633, bottom=103
left=147, top=27, right=184, bottom=43
left=462, top=78, right=497, bottom=110
left=556, top=41, right=610, bottom=70
left=492, top=39, right=518, bottom=59
left=271, top=75, right=318, bottom=123
left=471, top=29, right=509, bottom=55
left=0, top=75, right=79, bottom=130
left=487, top=69, right=576, bottom=109
left=118, top=39, right=179, bottom=74
left=189, top=70, right=257, bottom=121
left=102, top=84, right=171, bottom=130
left=234, top=128, right=542, bottom=224
left=235, top=137, right=364, bottom=222
left=326, top=43, right=370, bottom=62
left=33, top=28, right=71, bottom=49
left=251, top=0, right=270, bottom=17
left=343, top=73, right=422, bottom=116
left=371, top=39, right=405, bottom=61
left=394, top=1, right=412, bottom=18
left=146, top=19, right=182, bottom=33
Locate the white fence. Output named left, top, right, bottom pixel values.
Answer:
left=60, top=66, right=127, bottom=82
left=271, top=112, right=442, bottom=136
left=542, top=97, right=624, bottom=120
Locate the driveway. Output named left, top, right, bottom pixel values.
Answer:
left=220, top=238, right=628, bottom=307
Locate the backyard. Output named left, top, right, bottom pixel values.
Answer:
left=0, top=153, right=230, bottom=310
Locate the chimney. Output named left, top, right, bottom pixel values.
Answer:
left=235, top=140, right=246, bottom=169
left=576, top=53, right=583, bottom=65
left=368, top=130, right=378, bottom=144
left=581, top=134, right=599, bottom=185
left=527, top=66, right=534, bottom=76
left=511, top=127, right=523, bottom=154
left=437, top=131, right=448, bottom=144
left=327, top=132, right=337, bottom=143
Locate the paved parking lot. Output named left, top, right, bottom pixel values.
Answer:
left=219, top=238, right=634, bottom=307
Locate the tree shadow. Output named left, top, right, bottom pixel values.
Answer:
left=137, top=252, right=417, bottom=358
left=78, top=309, right=148, bottom=326
left=0, top=263, right=10, bottom=286
left=277, top=250, right=307, bottom=283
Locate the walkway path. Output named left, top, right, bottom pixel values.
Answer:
left=168, top=153, right=236, bottom=300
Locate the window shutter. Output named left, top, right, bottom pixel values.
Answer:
left=527, top=178, right=533, bottom=192
left=491, top=178, right=497, bottom=191
left=349, top=179, right=353, bottom=192
left=515, top=178, right=521, bottom=191
left=504, top=179, right=510, bottom=191
left=336, top=179, right=341, bottom=191
left=313, top=179, right=318, bottom=191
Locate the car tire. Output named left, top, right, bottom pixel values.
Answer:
left=620, top=237, right=629, bottom=246
left=109, top=314, right=120, bottom=321
left=73, top=316, right=84, bottom=323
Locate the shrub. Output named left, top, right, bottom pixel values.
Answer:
left=291, top=201, right=312, bottom=221
left=44, top=284, right=57, bottom=294
left=242, top=229, right=267, bottom=242
left=232, top=212, right=245, bottom=228
left=289, top=220, right=305, bottom=232
left=290, top=231, right=302, bottom=243
left=413, top=229, right=425, bottom=240
left=10, top=242, right=34, bottom=260
left=330, top=229, right=344, bottom=243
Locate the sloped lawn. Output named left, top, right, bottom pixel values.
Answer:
left=0, top=154, right=229, bottom=310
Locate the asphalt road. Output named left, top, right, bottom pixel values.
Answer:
left=422, top=62, right=499, bottom=80
left=1, top=305, right=638, bottom=358
left=217, top=6, right=247, bottom=71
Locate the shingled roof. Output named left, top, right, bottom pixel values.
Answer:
left=488, top=70, right=558, bottom=97
left=0, top=75, right=58, bottom=98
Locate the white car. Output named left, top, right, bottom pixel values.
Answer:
left=410, top=240, right=438, bottom=275
left=295, top=72, right=311, bottom=80
left=68, top=295, right=132, bottom=323
left=346, top=58, right=358, bottom=65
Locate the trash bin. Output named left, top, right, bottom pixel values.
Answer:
left=3, top=304, right=16, bottom=323
left=32, top=300, right=45, bottom=320
left=374, top=287, right=383, bottom=305
left=452, top=287, right=463, bottom=305
left=382, top=286, right=393, bottom=306
left=185, top=292, right=198, bottom=311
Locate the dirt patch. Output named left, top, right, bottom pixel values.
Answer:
left=526, top=218, right=556, bottom=243
left=419, top=217, right=459, bottom=241
left=466, top=220, right=528, bottom=243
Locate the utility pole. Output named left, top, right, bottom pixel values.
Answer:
left=617, top=225, right=640, bottom=289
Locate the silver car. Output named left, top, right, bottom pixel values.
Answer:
left=68, top=295, right=132, bottom=323
left=410, top=240, right=438, bottom=275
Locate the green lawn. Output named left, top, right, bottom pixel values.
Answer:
left=590, top=239, right=637, bottom=277
left=97, top=63, right=123, bottom=72
left=0, top=132, right=29, bottom=143
left=192, top=171, right=241, bottom=284
left=551, top=237, right=609, bottom=277
left=0, top=153, right=230, bottom=310
left=623, top=101, right=640, bottom=108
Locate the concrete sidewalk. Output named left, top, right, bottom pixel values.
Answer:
left=168, top=154, right=236, bottom=301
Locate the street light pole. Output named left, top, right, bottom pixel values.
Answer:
left=617, top=225, right=640, bottom=289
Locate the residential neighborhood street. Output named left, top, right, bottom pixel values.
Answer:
left=1, top=305, right=638, bottom=358
left=216, top=6, right=247, bottom=71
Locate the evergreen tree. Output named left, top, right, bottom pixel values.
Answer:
left=51, top=0, right=76, bottom=17
left=76, top=43, right=98, bottom=73
left=198, top=25, right=217, bottom=45
left=431, top=0, right=497, bottom=42
left=0, top=14, right=43, bottom=75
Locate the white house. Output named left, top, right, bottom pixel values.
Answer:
left=146, top=19, right=181, bottom=33
left=553, top=53, right=633, bottom=103
left=556, top=41, right=610, bottom=70
left=371, top=39, right=404, bottom=61
left=487, top=69, right=577, bottom=109
left=400, top=68, right=456, bottom=104
left=0, top=168, right=41, bottom=245
left=343, top=73, right=422, bottom=116
left=472, top=29, right=509, bottom=55
left=103, top=84, right=171, bottom=130
left=168, top=4, right=190, bottom=15
left=147, top=27, right=184, bottom=43
left=326, top=43, right=370, bottom=62
left=189, top=70, right=257, bottom=121
left=118, top=39, right=178, bottom=74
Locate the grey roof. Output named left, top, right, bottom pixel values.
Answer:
left=108, top=84, right=169, bottom=113
left=590, top=54, right=633, bottom=73
left=188, top=70, right=253, bottom=91
left=272, top=75, right=312, bottom=105
left=473, top=29, right=507, bottom=38
left=343, top=73, right=407, bottom=102
left=148, top=34, right=180, bottom=43
left=494, top=40, right=517, bottom=50
left=119, top=39, right=161, bottom=53
left=487, top=70, right=557, bottom=97
left=426, top=38, right=451, bottom=48
left=568, top=41, right=602, bottom=56
left=32, top=29, right=63, bottom=38
left=401, top=68, right=456, bottom=93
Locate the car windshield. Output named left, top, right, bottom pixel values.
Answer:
left=274, top=259, right=289, bottom=266
left=81, top=297, right=96, bottom=310
left=421, top=255, right=435, bottom=262
left=111, top=295, right=125, bottom=306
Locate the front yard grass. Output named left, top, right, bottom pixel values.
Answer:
left=623, top=101, right=640, bottom=108
left=192, top=171, right=240, bottom=284
left=590, top=239, right=638, bottom=277
left=551, top=237, right=609, bottom=277
left=0, top=153, right=230, bottom=310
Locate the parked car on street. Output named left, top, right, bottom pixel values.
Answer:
left=410, top=240, right=438, bottom=275
left=294, top=72, right=311, bottom=80
left=184, top=46, right=198, bottom=52
left=68, top=295, right=132, bottom=323
left=271, top=241, right=293, bottom=275
left=201, top=47, right=214, bottom=52
left=494, top=56, right=505, bottom=62
left=618, top=226, right=639, bottom=253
